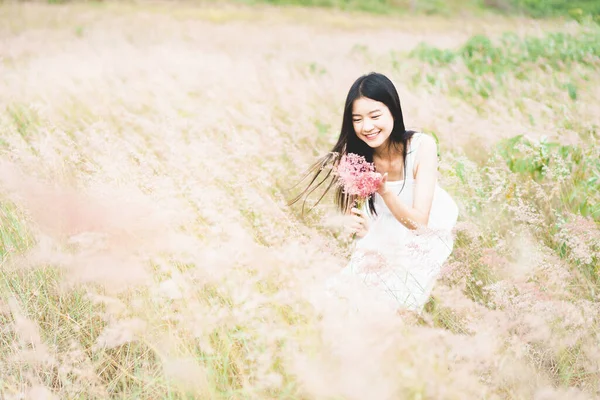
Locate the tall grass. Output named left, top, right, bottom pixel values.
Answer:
left=0, top=2, right=599, bottom=399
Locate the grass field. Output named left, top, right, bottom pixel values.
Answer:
left=1, top=1, right=599, bottom=399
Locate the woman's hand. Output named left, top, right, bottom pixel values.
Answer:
left=376, top=172, right=389, bottom=197
left=349, top=207, right=370, bottom=238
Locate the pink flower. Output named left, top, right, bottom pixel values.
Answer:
left=335, top=153, right=383, bottom=200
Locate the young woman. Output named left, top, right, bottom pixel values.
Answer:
left=293, top=72, right=458, bottom=313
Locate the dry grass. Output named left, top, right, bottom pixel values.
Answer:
left=0, top=1, right=599, bottom=399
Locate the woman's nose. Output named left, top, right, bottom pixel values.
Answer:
left=363, top=120, right=374, bottom=132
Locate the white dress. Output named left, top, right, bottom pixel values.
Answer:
left=329, top=133, right=459, bottom=313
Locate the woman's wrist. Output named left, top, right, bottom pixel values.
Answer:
left=380, top=189, right=396, bottom=203
left=381, top=191, right=416, bottom=227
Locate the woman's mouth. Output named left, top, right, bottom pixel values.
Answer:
left=364, top=131, right=380, bottom=141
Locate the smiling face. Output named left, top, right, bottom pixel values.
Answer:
left=351, top=96, right=394, bottom=150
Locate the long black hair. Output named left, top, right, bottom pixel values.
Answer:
left=290, top=72, right=416, bottom=215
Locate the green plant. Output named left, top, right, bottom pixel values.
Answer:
left=509, top=0, right=600, bottom=20
left=496, top=135, right=600, bottom=220
left=408, top=30, right=600, bottom=101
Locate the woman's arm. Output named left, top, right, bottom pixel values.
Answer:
left=378, top=135, right=438, bottom=230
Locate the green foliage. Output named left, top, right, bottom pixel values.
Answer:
left=235, top=0, right=403, bottom=14
left=413, top=31, right=600, bottom=72
left=509, top=0, right=600, bottom=20
left=0, top=202, right=32, bottom=261
left=6, top=103, right=41, bottom=140
left=411, top=0, right=452, bottom=15
left=37, top=0, right=600, bottom=20
left=234, top=0, right=479, bottom=15
left=449, top=134, right=599, bottom=296
left=409, top=45, right=456, bottom=67
left=496, top=135, right=600, bottom=220
left=565, top=82, right=578, bottom=100
left=422, top=296, right=469, bottom=334
left=409, top=30, right=600, bottom=100
left=238, top=0, right=600, bottom=19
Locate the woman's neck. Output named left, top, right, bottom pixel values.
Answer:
left=373, top=141, right=402, bottom=162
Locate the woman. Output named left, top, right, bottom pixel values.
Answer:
left=292, top=72, right=458, bottom=312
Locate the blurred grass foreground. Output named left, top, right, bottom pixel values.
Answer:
left=1, top=0, right=599, bottom=399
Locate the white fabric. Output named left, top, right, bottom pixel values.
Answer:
left=328, top=133, right=459, bottom=313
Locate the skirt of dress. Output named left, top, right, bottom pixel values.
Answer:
left=327, top=185, right=458, bottom=313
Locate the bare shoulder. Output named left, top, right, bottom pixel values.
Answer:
left=415, top=133, right=438, bottom=158
left=412, top=133, right=439, bottom=178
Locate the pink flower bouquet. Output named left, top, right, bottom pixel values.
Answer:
left=335, top=153, right=383, bottom=211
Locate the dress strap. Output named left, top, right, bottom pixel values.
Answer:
left=404, top=132, right=423, bottom=182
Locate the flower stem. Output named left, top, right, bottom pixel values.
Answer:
left=352, top=197, right=366, bottom=241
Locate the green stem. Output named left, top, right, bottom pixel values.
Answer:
left=352, top=197, right=366, bottom=241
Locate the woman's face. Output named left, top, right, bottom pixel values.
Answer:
left=351, top=97, right=394, bottom=150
